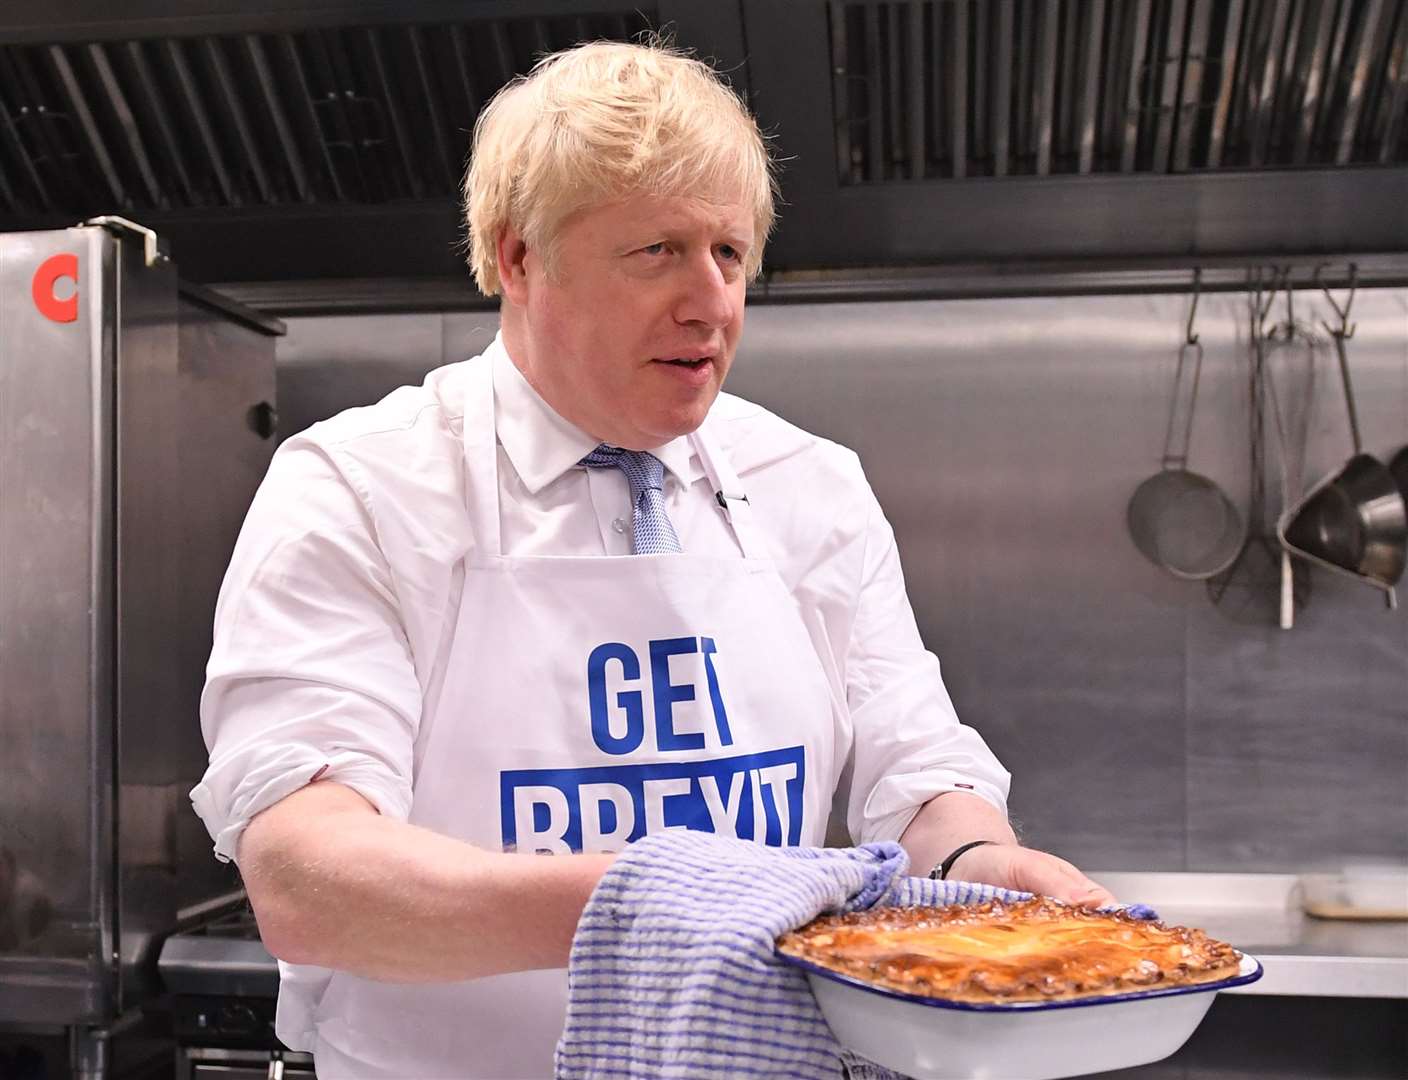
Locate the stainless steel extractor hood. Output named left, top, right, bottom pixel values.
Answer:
left=827, top=0, right=1408, bottom=181
left=0, top=6, right=657, bottom=217
left=0, top=0, right=1402, bottom=283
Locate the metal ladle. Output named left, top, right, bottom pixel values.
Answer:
left=1127, top=271, right=1245, bottom=580
left=1263, top=280, right=1318, bottom=629
left=1207, top=267, right=1295, bottom=625
left=1278, top=266, right=1407, bottom=609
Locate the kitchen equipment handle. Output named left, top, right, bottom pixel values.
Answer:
left=81, top=215, right=167, bottom=268
left=1265, top=357, right=1296, bottom=630
left=1318, top=263, right=1363, bottom=456
left=247, top=401, right=278, bottom=440
left=1331, top=332, right=1364, bottom=456
left=1161, top=339, right=1204, bottom=469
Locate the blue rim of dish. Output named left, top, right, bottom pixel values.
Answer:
left=775, top=951, right=1263, bottom=1012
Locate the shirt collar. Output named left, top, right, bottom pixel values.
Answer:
left=490, top=334, right=705, bottom=495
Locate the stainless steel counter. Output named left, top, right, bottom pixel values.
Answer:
left=153, top=871, right=1406, bottom=1008
left=1093, top=871, right=1408, bottom=999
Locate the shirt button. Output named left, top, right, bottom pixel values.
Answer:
left=611, top=517, right=628, bottom=534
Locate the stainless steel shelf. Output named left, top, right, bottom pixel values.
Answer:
left=1093, top=872, right=1408, bottom=1000
left=156, top=870, right=1408, bottom=1007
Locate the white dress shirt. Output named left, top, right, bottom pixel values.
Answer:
left=193, top=333, right=1010, bottom=863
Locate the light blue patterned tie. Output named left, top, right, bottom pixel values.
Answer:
left=579, top=445, right=683, bottom=554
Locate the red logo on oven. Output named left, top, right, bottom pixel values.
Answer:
left=32, top=253, right=79, bottom=323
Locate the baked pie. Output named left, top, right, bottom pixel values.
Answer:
left=776, top=896, right=1242, bottom=1005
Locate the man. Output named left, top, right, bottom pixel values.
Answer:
left=193, top=40, right=1114, bottom=1078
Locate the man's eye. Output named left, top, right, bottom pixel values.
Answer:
left=640, top=242, right=668, bottom=256
left=717, top=244, right=745, bottom=264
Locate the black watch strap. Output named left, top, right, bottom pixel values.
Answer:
left=928, top=839, right=997, bottom=881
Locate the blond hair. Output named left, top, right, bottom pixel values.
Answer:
left=464, top=39, right=777, bottom=296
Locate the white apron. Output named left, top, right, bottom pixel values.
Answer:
left=309, top=359, right=845, bottom=1078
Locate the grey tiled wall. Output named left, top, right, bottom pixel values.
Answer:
left=731, top=293, right=1408, bottom=876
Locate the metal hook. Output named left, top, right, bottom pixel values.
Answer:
left=1269, top=265, right=1297, bottom=341
left=1247, top=266, right=1267, bottom=342
left=1255, top=265, right=1282, bottom=340
left=1315, top=262, right=1358, bottom=340
left=1185, top=268, right=1202, bottom=345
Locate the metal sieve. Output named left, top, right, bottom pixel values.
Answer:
left=1128, top=278, right=1244, bottom=580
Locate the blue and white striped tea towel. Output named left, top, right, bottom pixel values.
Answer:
left=554, top=831, right=1032, bottom=1080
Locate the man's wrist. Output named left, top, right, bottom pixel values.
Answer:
left=927, top=839, right=1001, bottom=881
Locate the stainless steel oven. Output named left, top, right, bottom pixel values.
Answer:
left=0, top=218, right=282, bottom=1076
left=158, top=901, right=310, bottom=1080
left=180, top=1048, right=315, bottom=1080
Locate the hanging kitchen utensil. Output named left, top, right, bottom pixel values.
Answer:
left=1207, top=268, right=1291, bottom=625
left=1278, top=266, right=1407, bottom=609
left=1262, top=283, right=1319, bottom=629
left=1390, top=445, right=1408, bottom=504
left=1128, top=271, right=1245, bottom=580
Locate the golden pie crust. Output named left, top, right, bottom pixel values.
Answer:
left=776, top=897, right=1241, bottom=1004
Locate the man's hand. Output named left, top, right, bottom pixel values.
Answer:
left=947, top=841, right=1117, bottom=908
left=898, top=791, right=1116, bottom=908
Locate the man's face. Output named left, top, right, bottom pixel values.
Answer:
left=504, top=190, right=753, bottom=450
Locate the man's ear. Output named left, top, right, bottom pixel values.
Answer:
left=496, top=227, right=530, bottom=306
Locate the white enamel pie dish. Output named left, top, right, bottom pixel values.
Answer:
left=780, top=951, right=1263, bottom=1080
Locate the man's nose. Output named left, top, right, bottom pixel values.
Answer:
left=673, top=253, right=737, bottom=329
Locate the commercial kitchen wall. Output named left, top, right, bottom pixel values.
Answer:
left=274, top=289, right=1408, bottom=876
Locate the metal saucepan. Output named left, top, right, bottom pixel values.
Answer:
left=1278, top=270, right=1406, bottom=608
left=1391, top=445, right=1408, bottom=505
left=1128, top=283, right=1245, bottom=580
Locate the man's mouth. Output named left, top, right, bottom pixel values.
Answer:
left=651, top=355, right=718, bottom=387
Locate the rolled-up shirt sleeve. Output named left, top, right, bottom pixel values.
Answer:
left=843, top=489, right=1011, bottom=846
left=191, top=437, right=424, bottom=863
